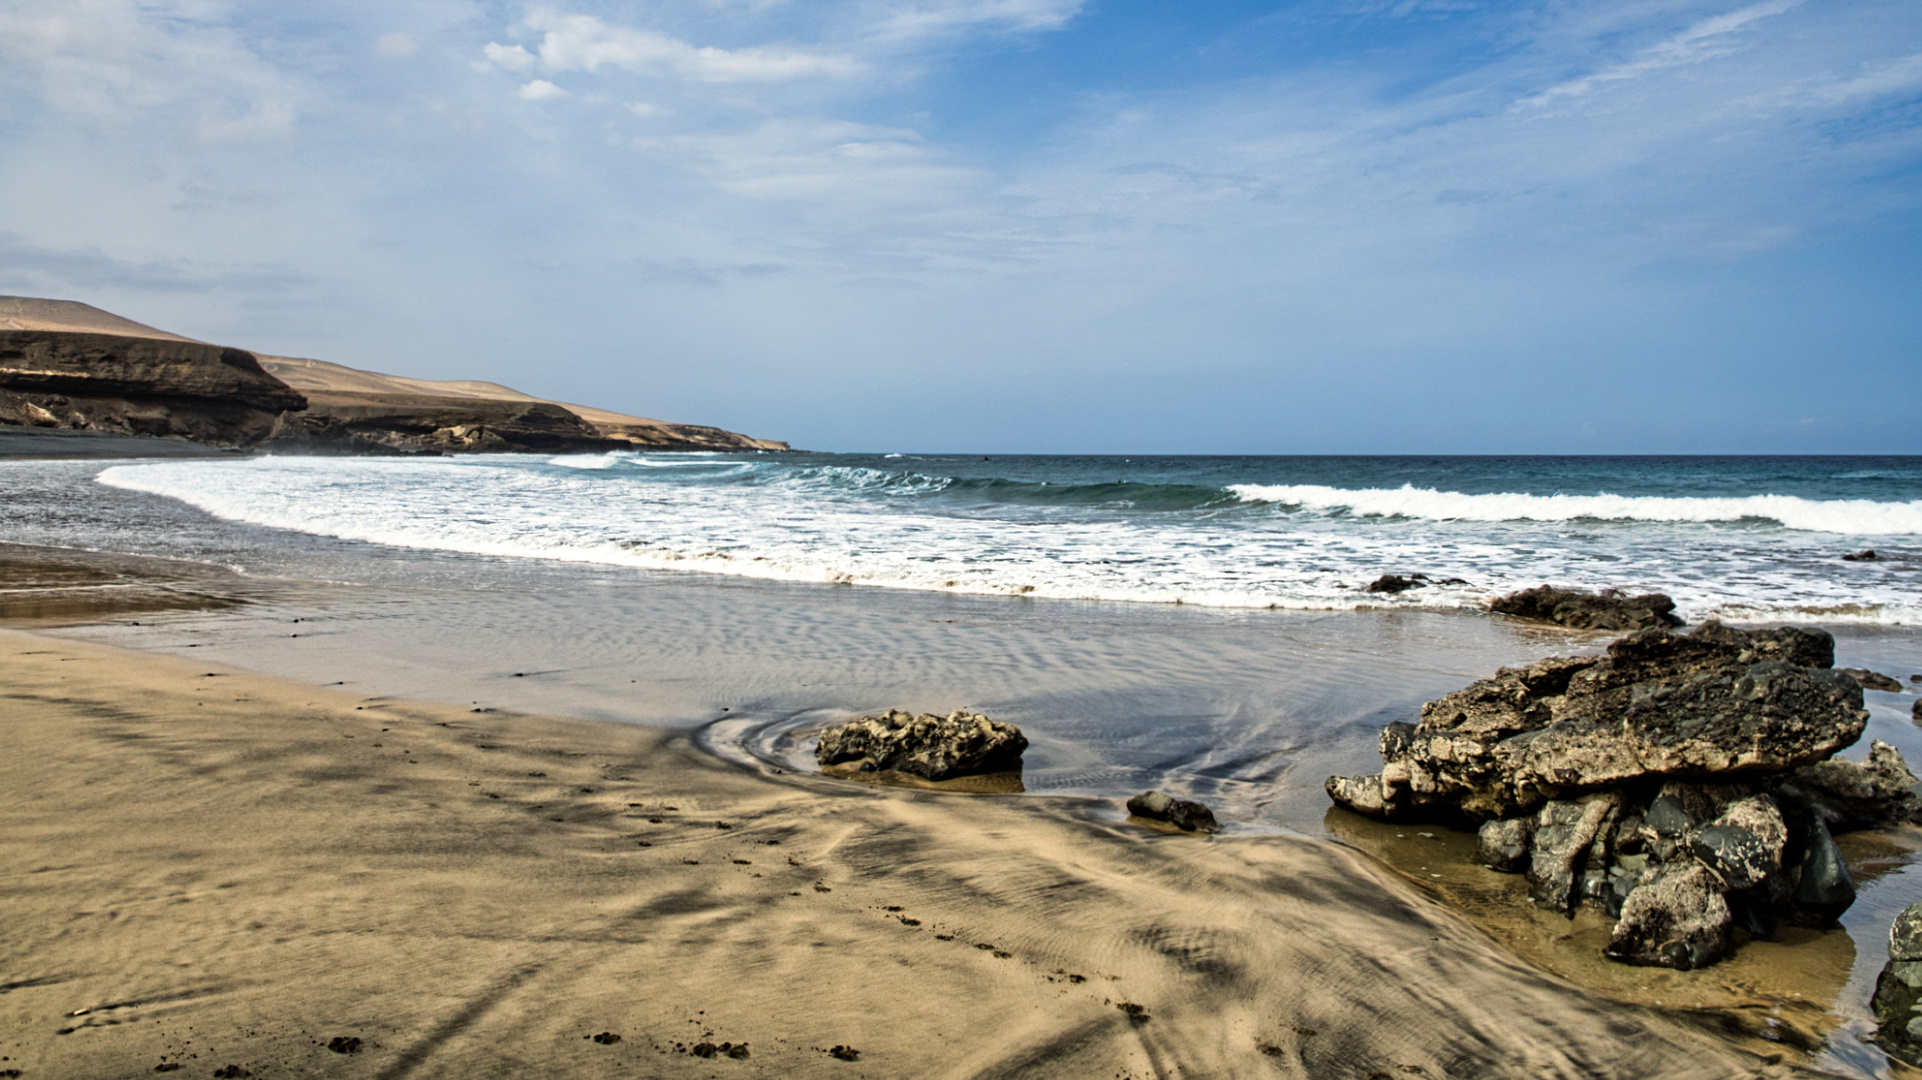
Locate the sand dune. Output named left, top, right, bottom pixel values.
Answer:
left=0, top=621, right=1817, bottom=1079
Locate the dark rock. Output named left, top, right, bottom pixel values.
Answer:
left=326, top=1037, right=362, bottom=1054
left=1841, top=550, right=1879, bottom=561
left=1125, top=790, right=1220, bottom=833
left=1785, top=807, right=1855, bottom=924
left=266, top=391, right=629, bottom=456
left=1476, top=817, right=1532, bottom=872
left=816, top=710, right=1027, bottom=781
left=1326, top=622, right=1864, bottom=822
left=1605, top=860, right=1733, bottom=970
left=1526, top=793, right=1619, bottom=913
left=1787, top=741, right=1922, bottom=829
left=1366, top=574, right=1427, bottom=594
left=1687, top=795, right=1786, bottom=891
left=1487, top=585, right=1684, bottom=631
left=1840, top=668, right=1905, bottom=692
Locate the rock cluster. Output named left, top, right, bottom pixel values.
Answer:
left=1125, top=791, right=1220, bottom=833
left=1365, top=573, right=1466, bottom=595
left=1328, top=621, right=1921, bottom=969
left=1876, top=901, right=1922, bottom=1066
left=816, top=710, right=1027, bottom=781
left=1487, top=585, right=1684, bottom=631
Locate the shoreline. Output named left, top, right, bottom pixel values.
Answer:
left=0, top=622, right=1829, bottom=1079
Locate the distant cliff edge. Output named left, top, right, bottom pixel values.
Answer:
left=0, top=297, right=791, bottom=455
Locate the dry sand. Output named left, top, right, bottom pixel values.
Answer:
left=0, top=617, right=1832, bottom=1080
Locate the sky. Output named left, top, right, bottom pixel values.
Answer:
left=1, top=0, right=1918, bottom=453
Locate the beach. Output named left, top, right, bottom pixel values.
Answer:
left=2, top=446, right=1919, bottom=1077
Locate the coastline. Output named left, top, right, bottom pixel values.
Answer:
left=1, top=622, right=1823, bottom=1079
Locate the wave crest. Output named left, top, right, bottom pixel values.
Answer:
left=1228, top=484, right=1922, bottom=536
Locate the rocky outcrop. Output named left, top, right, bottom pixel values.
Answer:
left=816, top=710, right=1027, bottom=781
left=1327, top=622, right=1864, bottom=822
left=1875, top=901, right=1922, bottom=1066
left=264, top=391, right=627, bottom=455
left=1327, top=621, right=1919, bottom=970
left=1487, top=585, right=1683, bottom=631
left=1364, top=573, right=1466, bottom=594
left=1125, top=791, right=1220, bottom=833
left=0, top=330, right=305, bottom=448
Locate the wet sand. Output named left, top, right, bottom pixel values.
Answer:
left=0, top=621, right=1827, bottom=1080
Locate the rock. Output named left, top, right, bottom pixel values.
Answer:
left=1875, top=902, right=1922, bottom=1066
left=1125, top=791, right=1220, bottom=833
left=1487, top=585, right=1684, bottom=631
left=1915, top=698, right=1922, bottom=725
left=1840, top=668, right=1905, bottom=692
left=1366, top=574, right=1425, bottom=594
left=1688, top=795, right=1786, bottom=891
left=1785, top=807, right=1855, bottom=924
left=1326, top=622, right=1865, bottom=822
left=1787, top=741, right=1922, bottom=829
left=1841, top=550, right=1879, bottom=561
left=265, top=391, right=629, bottom=456
left=815, top=710, right=1027, bottom=781
left=1605, top=861, right=1733, bottom=970
left=1526, top=794, right=1619, bottom=913
left=1476, top=817, right=1532, bottom=872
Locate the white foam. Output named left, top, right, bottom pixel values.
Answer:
left=93, top=457, right=1921, bottom=626
left=1229, top=483, right=1922, bottom=536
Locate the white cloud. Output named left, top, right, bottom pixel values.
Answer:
left=499, top=9, right=861, bottom=83
left=482, top=41, right=537, bottom=71
left=864, top=0, right=1083, bottom=44
left=517, top=78, right=569, bottom=100
left=372, top=32, right=418, bottom=60
left=626, top=102, right=663, bottom=116
left=1521, top=0, right=1803, bottom=107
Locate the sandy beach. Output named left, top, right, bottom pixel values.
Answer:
left=3, top=616, right=1836, bottom=1080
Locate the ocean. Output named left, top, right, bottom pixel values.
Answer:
left=91, top=452, right=1922, bottom=624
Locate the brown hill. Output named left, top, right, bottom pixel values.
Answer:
left=0, top=297, right=790, bottom=454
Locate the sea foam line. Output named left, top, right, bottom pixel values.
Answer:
left=1228, top=484, right=1922, bottom=536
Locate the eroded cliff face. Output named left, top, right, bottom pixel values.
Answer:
left=0, top=330, right=307, bottom=448
left=264, top=390, right=629, bottom=455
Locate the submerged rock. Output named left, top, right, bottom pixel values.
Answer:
left=1487, top=585, right=1684, bottom=631
left=1125, top=791, right=1220, bottom=833
left=1841, top=550, right=1880, bottom=562
left=815, top=710, right=1027, bottom=781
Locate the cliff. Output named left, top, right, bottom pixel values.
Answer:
left=0, top=297, right=791, bottom=454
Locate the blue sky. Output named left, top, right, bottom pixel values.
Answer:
left=1, top=0, right=1918, bottom=453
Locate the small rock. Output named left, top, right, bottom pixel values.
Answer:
left=1487, top=585, right=1684, bottom=631
left=1840, top=668, right=1905, bottom=692
left=1126, top=790, right=1220, bottom=833
left=1875, top=902, right=1922, bottom=1066
left=1605, top=860, right=1733, bottom=970
left=590, top=1032, right=621, bottom=1045
left=1786, top=808, right=1855, bottom=924
left=326, top=1037, right=362, bottom=1054
left=1476, top=817, right=1533, bottom=873
left=1841, top=550, right=1879, bottom=561
left=1892, top=901, right=1922, bottom=962
left=828, top=1045, right=861, bottom=1061
left=1688, top=795, right=1786, bottom=891
left=1366, top=574, right=1427, bottom=594
left=1527, top=794, right=1618, bottom=913
left=816, top=710, right=1026, bottom=781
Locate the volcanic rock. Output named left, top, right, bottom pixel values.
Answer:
left=1604, top=860, right=1733, bottom=970
left=1840, top=668, right=1905, bottom=692
left=1326, top=622, right=1865, bottom=822
left=1875, top=901, right=1922, bottom=1066
left=1487, top=585, right=1684, bottom=631
left=1476, top=817, right=1532, bottom=872
left=1785, top=740, right=1922, bottom=829
left=816, top=710, right=1027, bottom=781
left=1125, top=791, right=1220, bottom=833
left=1841, top=550, right=1880, bottom=562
